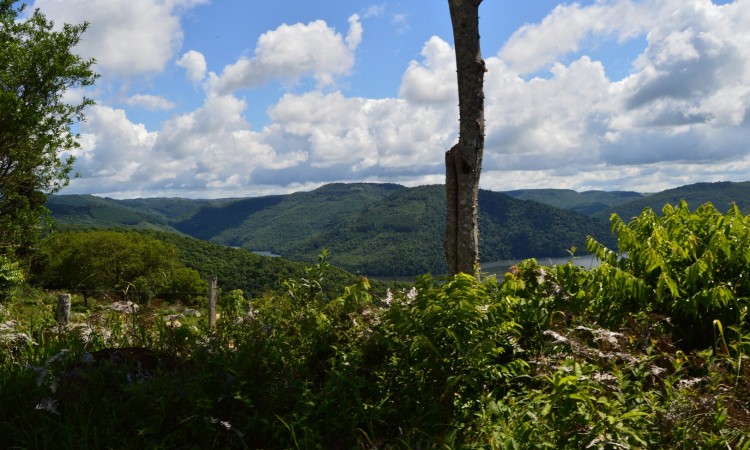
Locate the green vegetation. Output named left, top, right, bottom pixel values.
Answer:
left=31, top=229, right=377, bottom=303
left=594, top=181, right=750, bottom=221
left=144, top=230, right=374, bottom=298
left=36, top=230, right=204, bottom=305
left=504, top=188, right=643, bottom=215
left=0, top=255, right=23, bottom=301
left=45, top=194, right=180, bottom=232
left=1, top=201, right=749, bottom=448
left=48, top=183, right=617, bottom=276
left=46, top=180, right=750, bottom=276
left=0, top=1, right=97, bottom=254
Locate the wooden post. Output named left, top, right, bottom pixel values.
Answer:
left=208, top=276, right=217, bottom=329
left=56, top=294, right=71, bottom=326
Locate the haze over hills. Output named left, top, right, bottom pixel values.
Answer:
left=46, top=180, right=750, bottom=276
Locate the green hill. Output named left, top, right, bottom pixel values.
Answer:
left=46, top=194, right=178, bottom=232
left=139, top=230, right=375, bottom=298
left=278, top=185, right=615, bottom=276
left=119, top=197, right=230, bottom=222
left=503, top=188, right=643, bottom=216
left=594, top=181, right=750, bottom=221
left=177, top=183, right=403, bottom=245
left=47, top=183, right=616, bottom=276
left=52, top=181, right=750, bottom=276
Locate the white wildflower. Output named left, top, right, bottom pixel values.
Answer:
left=35, top=397, right=60, bottom=415
left=109, top=301, right=139, bottom=314
left=383, top=289, right=393, bottom=307
left=183, top=308, right=201, bottom=317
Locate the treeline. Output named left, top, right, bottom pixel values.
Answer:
left=29, top=229, right=382, bottom=304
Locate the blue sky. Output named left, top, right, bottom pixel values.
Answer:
left=26, top=0, right=748, bottom=198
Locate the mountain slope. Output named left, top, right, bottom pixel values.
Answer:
left=211, top=185, right=615, bottom=276
left=46, top=194, right=178, bottom=231
left=51, top=181, right=750, bottom=276
left=594, top=181, right=750, bottom=221
left=47, top=183, right=614, bottom=276
left=181, top=183, right=405, bottom=248
left=504, top=189, right=643, bottom=216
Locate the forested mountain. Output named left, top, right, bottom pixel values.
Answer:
left=593, top=181, right=750, bottom=220
left=503, top=188, right=643, bottom=215
left=47, top=183, right=614, bottom=276
left=46, top=180, right=750, bottom=276
left=46, top=194, right=177, bottom=230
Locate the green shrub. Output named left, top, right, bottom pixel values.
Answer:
left=370, top=274, right=527, bottom=443
left=0, top=256, right=24, bottom=301
left=587, top=201, right=750, bottom=348
left=36, top=230, right=190, bottom=303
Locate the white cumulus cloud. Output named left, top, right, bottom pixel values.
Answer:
left=64, top=0, right=750, bottom=198
left=399, top=36, right=457, bottom=104
left=125, top=94, right=175, bottom=111
left=32, top=0, right=209, bottom=78
left=211, top=14, right=363, bottom=94
left=177, top=50, right=208, bottom=83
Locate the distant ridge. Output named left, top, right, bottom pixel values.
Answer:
left=47, top=180, right=750, bottom=276
left=503, top=189, right=643, bottom=216
left=593, top=181, right=750, bottom=221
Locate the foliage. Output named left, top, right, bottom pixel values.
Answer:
left=47, top=183, right=615, bottom=276
left=371, top=274, right=526, bottom=440
left=0, top=1, right=97, bottom=254
left=142, top=229, right=377, bottom=298
left=35, top=230, right=190, bottom=302
left=587, top=201, right=750, bottom=348
left=0, top=255, right=24, bottom=300
left=2, top=203, right=750, bottom=448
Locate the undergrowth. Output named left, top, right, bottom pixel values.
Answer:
left=1, top=201, right=749, bottom=448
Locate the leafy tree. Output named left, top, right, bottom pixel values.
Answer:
left=38, top=230, right=183, bottom=301
left=444, top=0, right=485, bottom=276
left=156, top=267, right=207, bottom=305
left=0, top=1, right=97, bottom=254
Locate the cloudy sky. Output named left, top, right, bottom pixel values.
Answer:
left=27, top=0, right=747, bottom=198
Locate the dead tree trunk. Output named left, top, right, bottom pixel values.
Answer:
left=445, top=0, right=485, bottom=276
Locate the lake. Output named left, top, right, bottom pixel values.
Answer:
left=372, top=254, right=602, bottom=283
left=481, top=254, right=601, bottom=277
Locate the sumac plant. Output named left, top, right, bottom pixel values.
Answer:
left=373, top=274, right=526, bottom=439
left=586, top=201, right=750, bottom=348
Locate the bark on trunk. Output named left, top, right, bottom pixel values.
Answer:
left=445, top=0, right=485, bottom=276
